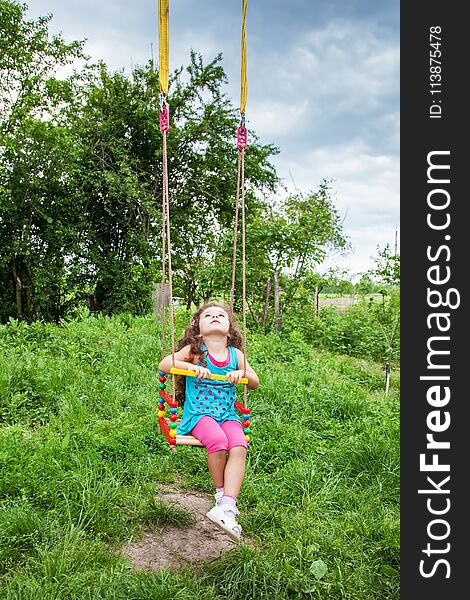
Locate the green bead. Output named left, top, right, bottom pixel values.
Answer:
left=159, top=382, right=166, bottom=390
left=243, top=428, right=251, bottom=434
left=169, top=422, right=177, bottom=429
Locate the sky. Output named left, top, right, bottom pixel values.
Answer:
left=27, top=0, right=400, bottom=281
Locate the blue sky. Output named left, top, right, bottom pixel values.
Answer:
left=27, top=0, right=400, bottom=280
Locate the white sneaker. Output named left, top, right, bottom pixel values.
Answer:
left=206, top=503, right=242, bottom=542
left=214, top=490, right=224, bottom=506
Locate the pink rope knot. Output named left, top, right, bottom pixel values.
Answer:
left=237, top=124, right=247, bottom=151
left=160, top=104, right=170, bottom=133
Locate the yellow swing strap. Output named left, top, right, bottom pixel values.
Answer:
left=240, top=0, right=247, bottom=115
left=158, top=0, right=169, bottom=96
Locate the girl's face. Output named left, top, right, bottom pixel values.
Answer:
left=198, top=306, right=230, bottom=337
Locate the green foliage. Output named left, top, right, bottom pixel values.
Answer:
left=158, top=51, right=279, bottom=309
left=281, top=292, right=400, bottom=366
left=0, top=4, right=279, bottom=322
left=355, top=274, right=379, bottom=295
left=203, top=180, right=350, bottom=326
left=0, top=314, right=399, bottom=599
left=0, top=5, right=355, bottom=327
left=0, top=1, right=87, bottom=322
left=284, top=182, right=351, bottom=276
left=0, top=0, right=85, bottom=134
left=370, top=244, right=400, bottom=288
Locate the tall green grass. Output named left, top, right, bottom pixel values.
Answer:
left=0, top=313, right=399, bottom=599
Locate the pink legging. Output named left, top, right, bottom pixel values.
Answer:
left=191, top=416, right=248, bottom=454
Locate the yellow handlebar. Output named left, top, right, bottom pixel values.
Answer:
left=169, top=367, right=248, bottom=385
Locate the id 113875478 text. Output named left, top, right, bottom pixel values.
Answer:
left=429, top=26, right=443, bottom=119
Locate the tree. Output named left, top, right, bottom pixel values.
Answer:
left=0, top=0, right=86, bottom=321
left=368, top=244, right=400, bottom=394
left=370, top=243, right=400, bottom=288
left=162, top=52, right=279, bottom=309
left=355, top=274, right=377, bottom=295
left=206, top=181, right=350, bottom=332
left=0, top=3, right=279, bottom=321
left=0, top=119, right=84, bottom=321
left=64, top=64, right=161, bottom=315
left=286, top=181, right=351, bottom=281
left=368, top=288, right=400, bottom=394
left=0, top=1, right=85, bottom=137
left=67, top=53, right=279, bottom=314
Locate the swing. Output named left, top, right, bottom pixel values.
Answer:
left=156, top=0, right=252, bottom=450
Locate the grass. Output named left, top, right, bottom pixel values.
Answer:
left=0, top=313, right=399, bottom=599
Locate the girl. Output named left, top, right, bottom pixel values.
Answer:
left=158, top=301, right=259, bottom=541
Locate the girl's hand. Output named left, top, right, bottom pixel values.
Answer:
left=226, top=370, right=245, bottom=385
left=190, top=365, right=212, bottom=379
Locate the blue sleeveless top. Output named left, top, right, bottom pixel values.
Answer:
left=177, top=344, right=239, bottom=435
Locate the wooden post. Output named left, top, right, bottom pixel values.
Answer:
left=152, top=282, right=171, bottom=314
left=11, top=260, right=23, bottom=320
left=273, top=270, right=281, bottom=332
left=262, top=276, right=272, bottom=334
left=385, top=364, right=391, bottom=395
left=313, top=286, right=319, bottom=315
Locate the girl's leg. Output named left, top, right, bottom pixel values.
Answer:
left=205, top=421, right=247, bottom=540
left=191, top=416, right=228, bottom=488
left=207, top=452, right=227, bottom=489
left=220, top=420, right=248, bottom=498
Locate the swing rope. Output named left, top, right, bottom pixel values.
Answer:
left=229, top=151, right=241, bottom=309
left=161, top=129, right=176, bottom=396
left=230, top=146, right=248, bottom=408
left=235, top=0, right=249, bottom=408
left=158, top=0, right=176, bottom=395
left=240, top=149, right=248, bottom=408
left=230, top=0, right=248, bottom=309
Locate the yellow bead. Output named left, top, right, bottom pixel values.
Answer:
left=157, top=411, right=165, bottom=418
left=245, top=435, right=251, bottom=442
left=169, top=429, right=177, bottom=438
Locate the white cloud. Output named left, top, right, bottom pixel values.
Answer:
left=269, top=139, right=399, bottom=277
left=248, top=19, right=399, bottom=137
left=243, top=18, right=399, bottom=275
left=319, top=222, right=399, bottom=281
left=249, top=100, right=310, bottom=139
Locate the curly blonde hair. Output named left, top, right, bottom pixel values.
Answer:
left=174, top=301, right=243, bottom=405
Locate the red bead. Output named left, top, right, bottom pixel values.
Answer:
left=169, top=438, right=176, bottom=445
left=170, top=414, right=177, bottom=422
left=158, top=404, right=165, bottom=411
left=242, top=420, right=250, bottom=428
left=159, top=375, right=166, bottom=383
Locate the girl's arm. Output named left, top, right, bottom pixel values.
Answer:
left=227, top=349, right=260, bottom=389
left=158, top=345, right=197, bottom=372
left=158, top=345, right=212, bottom=378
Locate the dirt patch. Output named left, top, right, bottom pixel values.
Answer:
left=121, top=484, right=251, bottom=572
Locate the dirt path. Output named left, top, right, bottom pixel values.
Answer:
left=121, top=484, right=247, bottom=572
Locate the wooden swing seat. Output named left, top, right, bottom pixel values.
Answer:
left=158, top=417, right=204, bottom=447
left=157, top=379, right=251, bottom=449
